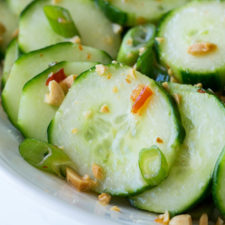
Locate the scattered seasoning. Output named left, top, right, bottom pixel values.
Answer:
left=70, top=35, right=81, bottom=44
left=195, top=83, right=203, bottom=88
left=46, top=68, right=67, bottom=86
left=187, top=42, right=217, bottom=56
left=197, top=89, right=206, bottom=94
left=131, top=85, right=153, bottom=114
left=168, top=214, right=192, bottom=225
left=95, top=64, right=106, bottom=76
left=60, top=74, right=77, bottom=93
left=126, top=38, right=133, bottom=46
left=40, top=53, right=44, bottom=57
left=112, top=24, right=123, bottom=34
left=162, top=82, right=169, bottom=90
left=66, top=167, right=96, bottom=192
left=100, top=104, right=110, bottom=113
left=156, top=137, right=164, bottom=144
left=43, top=165, right=48, bottom=169
left=199, top=213, right=208, bottom=225
left=87, top=53, right=92, bottom=60
left=83, top=110, right=93, bottom=119
left=92, top=164, right=104, bottom=180
left=130, top=84, right=145, bottom=102
left=79, top=44, right=83, bottom=51
left=110, top=206, right=121, bottom=212
left=155, top=211, right=170, bottom=225
left=98, top=193, right=111, bottom=206
left=125, top=75, right=132, bottom=84
left=71, top=128, right=78, bottom=134
left=112, top=86, right=118, bottom=93
left=216, top=217, right=224, bottom=225
left=52, top=0, right=62, bottom=4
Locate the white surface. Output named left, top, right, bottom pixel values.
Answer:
left=0, top=106, right=156, bottom=225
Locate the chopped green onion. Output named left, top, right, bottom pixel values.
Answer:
left=139, top=146, right=168, bottom=186
left=19, top=138, right=76, bottom=178
left=44, top=5, right=79, bottom=38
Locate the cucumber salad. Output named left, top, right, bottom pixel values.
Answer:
left=1, top=0, right=225, bottom=224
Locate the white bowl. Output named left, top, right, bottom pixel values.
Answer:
left=0, top=106, right=158, bottom=225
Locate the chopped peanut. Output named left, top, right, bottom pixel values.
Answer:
left=45, top=80, right=65, bottom=106
left=155, top=37, right=164, bottom=44
left=0, top=23, right=6, bottom=35
left=162, top=82, right=169, bottom=90
left=112, top=24, right=123, bottom=34
left=169, top=215, right=192, bottom=225
left=155, top=211, right=170, bottom=225
left=187, top=42, right=217, bottom=56
left=130, top=84, right=145, bottom=102
left=59, top=75, right=77, bottom=93
left=110, top=206, right=120, bottom=212
left=100, top=104, right=110, bottom=113
left=98, top=193, right=111, bottom=206
left=195, top=83, right=203, bottom=88
left=173, top=94, right=181, bottom=104
left=70, top=35, right=81, bottom=44
left=216, top=217, right=224, bottom=225
left=92, top=164, right=104, bottom=180
left=199, top=213, right=208, bottom=225
left=66, top=168, right=96, bottom=192
left=96, top=64, right=106, bottom=76
left=71, top=128, right=78, bottom=134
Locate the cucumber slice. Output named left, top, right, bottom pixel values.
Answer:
left=19, top=138, right=77, bottom=178
left=19, top=0, right=121, bottom=58
left=95, top=0, right=189, bottom=26
left=156, top=2, right=225, bottom=90
left=7, top=0, right=33, bottom=15
left=130, top=83, right=225, bottom=214
left=2, top=38, right=19, bottom=88
left=1, top=42, right=111, bottom=126
left=43, top=5, right=79, bottom=38
left=0, top=1, right=18, bottom=53
left=18, top=61, right=97, bottom=142
left=48, top=64, right=184, bottom=196
left=117, top=24, right=156, bottom=66
left=212, top=146, right=225, bottom=216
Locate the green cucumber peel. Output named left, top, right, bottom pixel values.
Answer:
left=139, top=146, right=168, bottom=186
left=44, top=5, right=79, bottom=38
left=117, top=24, right=156, bottom=66
left=19, top=138, right=76, bottom=178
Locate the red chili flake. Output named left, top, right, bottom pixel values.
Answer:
left=156, top=137, right=164, bottom=144
left=43, top=166, right=48, bottom=169
left=79, top=44, right=83, bottom=51
left=197, top=89, right=206, bottom=93
left=131, top=85, right=153, bottom=114
left=87, top=53, right=92, bottom=60
left=46, top=68, right=67, bottom=86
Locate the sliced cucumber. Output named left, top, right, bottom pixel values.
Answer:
left=156, top=2, right=225, bottom=90
left=117, top=24, right=156, bottom=66
left=130, top=83, right=225, bottom=214
left=212, top=146, right=225, bottom=216
left=19, top=138, right=77, bottom=178
left=2, top=38, right=19, bottom=88
left=2, top=42, right=111, bottom=126
left=48, top=64, right=184, bottom=195
left=19, top=0, right=121, bottom=58
left=7, top=0, right=33, bottom=15
left=95, top=0, right=189, bottom=26
left=0, top=1, right=18, bottom=53
left=18, top=61, right=97, bottom=142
